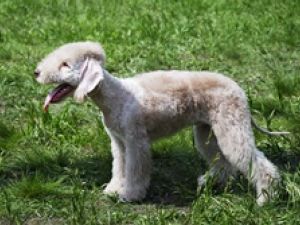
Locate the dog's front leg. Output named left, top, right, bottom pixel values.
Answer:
left=104, top=133, right=125, bottom=195
left=119, top=134, right=151, bottom=202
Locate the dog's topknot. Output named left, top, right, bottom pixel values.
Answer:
left=38, top=41, right=105, bottom=69
left=43, top=41, right=105, bottom=64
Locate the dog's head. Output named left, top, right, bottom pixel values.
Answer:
left=35, top=41, right=105, bottom=111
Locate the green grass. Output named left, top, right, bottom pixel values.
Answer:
left=0, top=0, right=300, bottom=224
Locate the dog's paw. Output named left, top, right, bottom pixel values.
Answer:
left=103, top=179, right=123, bottom=195
left=198, top=169, right=233, bottom=189
left=256, top=193, right=271, bottom=206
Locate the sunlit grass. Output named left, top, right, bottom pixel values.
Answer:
left=0, top=0, right=299, bottom=224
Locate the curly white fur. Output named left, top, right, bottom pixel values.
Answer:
left=35, top=41, right=280, bottom=205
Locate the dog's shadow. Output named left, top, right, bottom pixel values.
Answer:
left=1, top=132, right=299, bottom=207
left=72, top=138, right=204, bottom=206
left=72, top=146, right=203, bottom=206
left=146, top=146, right=202, bottom=206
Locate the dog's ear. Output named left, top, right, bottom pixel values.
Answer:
left=74, top=58, right=104, bottom=102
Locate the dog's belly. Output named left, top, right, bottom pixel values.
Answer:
left=144, top=110, right=208, bottom=140
left=140, top=92, right=211, bottom=140
left=147, top=120, right=194, bottom=140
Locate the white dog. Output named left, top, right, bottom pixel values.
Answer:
left=35, top=41, right=285, bottom=205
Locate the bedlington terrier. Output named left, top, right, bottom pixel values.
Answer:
left=35, top=41, right=285, bottom=205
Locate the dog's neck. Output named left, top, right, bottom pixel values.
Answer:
left=88, top=69, right=127, bottom=117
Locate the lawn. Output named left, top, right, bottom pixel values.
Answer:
left=0, top=0, right=300, bottom=224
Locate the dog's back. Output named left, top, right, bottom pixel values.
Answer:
left=133, top=70, right=237, bottom=95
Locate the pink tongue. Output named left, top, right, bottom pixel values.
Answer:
left=43, top=94, right=52, bottom=112
left=43, top=83, right=74, bottom=112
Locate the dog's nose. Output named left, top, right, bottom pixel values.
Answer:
left=34, top=70, right=40, bottom=78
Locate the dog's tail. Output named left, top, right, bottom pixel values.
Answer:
left=251, top=117, right=290, bottom=136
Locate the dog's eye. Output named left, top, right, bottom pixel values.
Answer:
left=59, top=62, right=70, bottom=69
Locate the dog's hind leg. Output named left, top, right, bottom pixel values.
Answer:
left=210, top=103, right=280, bottom=205
left=193, top=123, right=235, bottom=188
